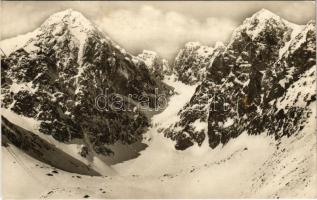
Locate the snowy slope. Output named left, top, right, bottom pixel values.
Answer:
left=0, top=30, right=40, bottom=56
left=245, top=67, right=317, bottom=198
left=2, top=109, right=116, bottom=176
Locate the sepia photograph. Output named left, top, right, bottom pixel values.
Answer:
left=0, top=0, right=316, bottom=199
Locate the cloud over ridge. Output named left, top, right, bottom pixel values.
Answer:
left=95, top=5, right=237, bottom=60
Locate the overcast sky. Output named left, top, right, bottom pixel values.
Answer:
left=0, top=1, right=315, bottom=60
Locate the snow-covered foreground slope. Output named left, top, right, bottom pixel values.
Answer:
left=3, top=76, right=316, bottom=198
left=1, top=109, right=116, bottom=176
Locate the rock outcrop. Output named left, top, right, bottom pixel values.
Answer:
left=1, top=9, right=171, bottom=155
left=136, top=50, right=171, bottom=79
left=164, top=9, right=316, bottom=150
left=173, top=41, right=225, bottom=85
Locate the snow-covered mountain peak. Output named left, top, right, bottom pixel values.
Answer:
left=173, top=41, right=225, bottom=85
left=181, top=42, right=215, bottom=56
left=305, top=20, right=316, bottom=29
left=37, top=9, right=105, bottom=48
left=251, top=8, right=281, bottom=21
left=1, top=8, right=172, bottom=167
left=249, top=9, right=303, bottom=33
left=136, top=50, right=171, bottom=78
left=240, top=9, right=284, bottom=31
left=137, top=50, right=159, bottom=66
left=41, top=9, right=95, bottom=32
left=139, top=50, right=158, bottom=58
left=0, top=9, right=110, bottom=56
left=228, top=9, right=300, bottom=45
left=184, top=42, right=202, bottom=49
left=214, top=41, right=225, bottom=49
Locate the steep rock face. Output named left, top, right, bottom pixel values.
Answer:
left=1, top=9, right=170, bottom=155
left=173, top=42, right=225, bottom=85
left=164, top=41, right=225, bottom=149
left=163, top=81, right=213, bottom=149
left=207, top=17, right=315, bottom=148
left=165, top=40, right=224, bottom=148
left=164, top=9, right=316, bottom=150
left=136, top=50, right=171, bottom=79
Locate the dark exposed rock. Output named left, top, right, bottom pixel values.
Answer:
left=164, top=9, right=316, bottom=150
left=173, top=42, right=225, bottom=85
left=1, top=9, right=171, bottom=155
left=175, top=137, right=194, bottom=150
left=136, top=50, right=172, bottom=79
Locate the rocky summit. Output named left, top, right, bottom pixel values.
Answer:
left=136, top=50, right=171, bottom=79
left=173, top=41, right=225, bottom=85
left=1, top=9, right=171, bottom=156
left=164, top=9, right=316, bottom=150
